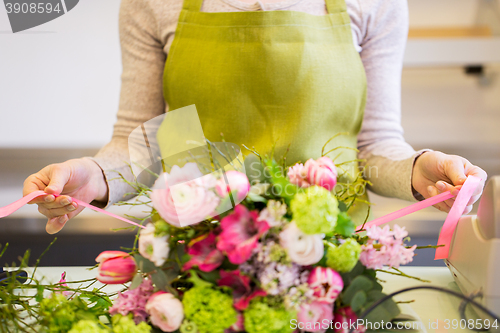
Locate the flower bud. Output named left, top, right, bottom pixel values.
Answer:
left=95, top=251, right=136, bottom=284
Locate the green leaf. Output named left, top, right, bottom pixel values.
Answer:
left=364, top=297, right=400, bottom=324
left=351, top=291, right=367, bottom=312
left=333, top=212, right=355, bottom=237
left=342, top=275, right=373, bottom=305
left=134, top=254, right=157, bottom=273
left=129, top=273, right=144, bottom=290
left=338, top=201, right=348, bottom=212
left=265, top=159, right=300, bottom=202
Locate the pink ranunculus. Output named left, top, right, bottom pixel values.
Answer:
left=216, top=170, right=250, bottom=202
left=308, top=267, right=343, bottom=303
left=109, top=278, right=155, bottom=324
left=297, top=301, right=334, bottom=333
left=279, top=222, right=324, bottom=266
left=333, top=307, right=366, bottom=333
left=145, top=291, right=184, bottom=332
left=287, top=163, right=310, bottom=188
left=151, top=163, right=220, bottom=227
left=217, top=205, right=270, bottom=264
left=183, top=232, right=224, bottom=272
left=95, top=251, right=137, bottom=284
left=303, top=157, right=337, bottom=191
left=218, top=270, right=267, bottom=311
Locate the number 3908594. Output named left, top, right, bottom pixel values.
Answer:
left=5, top=2, right=62, bottom=14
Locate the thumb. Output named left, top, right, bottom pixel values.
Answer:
left=443, top=157, right=467, bottom=187
left=44, top=165, right=71, bottom=195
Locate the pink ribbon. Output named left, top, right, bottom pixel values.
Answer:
left=434, top=176, right=481, bottom=259
left=0, top=190, right=146, bottom=229
left=357, top=175, right=481, bottom=260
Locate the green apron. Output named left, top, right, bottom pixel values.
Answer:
left=161, top=0, right=369, bottom=222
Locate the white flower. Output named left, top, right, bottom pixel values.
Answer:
left=279, top=222, right=324, bottom=265
left=138, top=224, right=170, bottom=267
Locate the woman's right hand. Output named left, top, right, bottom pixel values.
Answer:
left=23, top=158, right=108, bottom=234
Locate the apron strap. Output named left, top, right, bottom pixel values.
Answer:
left=183, top=0, right=204, bottom=12
left=325, top=0, right=347, bottom=14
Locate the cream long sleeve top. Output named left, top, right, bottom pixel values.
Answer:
left=93, top=0, right=427, bottom=206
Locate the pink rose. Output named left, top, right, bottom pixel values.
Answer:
left=151, top=163, right=220, bottom=227
left=217, top=205, right=270, bottom=264
left=279, top=222, right=324, bottom=265
left=216, top=170, right=250, bottom=202
left=95, top=251, right=136, bottom=285
left=308, top=267, right=344, bottom=303
left=183, top=232, right=224, bottom=272
left=145, top=291, right=184, bottom=332
left=297, top=301, right=334, bottom=333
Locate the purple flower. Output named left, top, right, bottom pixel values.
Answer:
left=109, top=278, right=155, bottom=324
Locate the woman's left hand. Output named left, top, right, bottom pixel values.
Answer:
left=412, top=151, right=487, bottom=214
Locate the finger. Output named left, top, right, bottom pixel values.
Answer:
left=23, top=174, right=53, bottom=204
left=46, top=215, right=68, bottom=234
left=41, top=195, right=73, bottom=209
left=434, top=181, right=455, bottom=208
left=443, top=158, right=467, bottom=187
left=44, top=202, right=78, bottom=218
left=428, top=186, right=451, bottom=212
left=44, top=165, right=71, bottom=196
left=463, top=205, right=473, bottom=215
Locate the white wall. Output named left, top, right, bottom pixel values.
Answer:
left=0, top=0, right=122, bottom=148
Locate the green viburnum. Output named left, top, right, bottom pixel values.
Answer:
left=112, top=314, right=151, bottom=333
left=290, top=186, right=339, bottom=235
left=244, top=298, right=297, bottom=333
left=326, top=238, right=361, bottom=273
left=182, top=286, right=237, bottom=333
left=68, top=320, right=108, bottom=333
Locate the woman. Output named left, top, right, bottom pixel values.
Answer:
left=23, top=0, right=486, bottom=234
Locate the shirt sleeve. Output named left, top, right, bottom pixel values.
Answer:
left=92, top=0, right=167, bottom=206
left=354, top=0, right=429, bottom=202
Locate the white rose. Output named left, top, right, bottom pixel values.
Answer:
left=279, top=222, right=324, bottom=265
left=138, top=224, right=170, bottom=267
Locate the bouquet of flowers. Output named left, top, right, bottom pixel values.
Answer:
left=93, top=147, right=418, bottom=333
left=0, top=142, right=421, bottom=333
